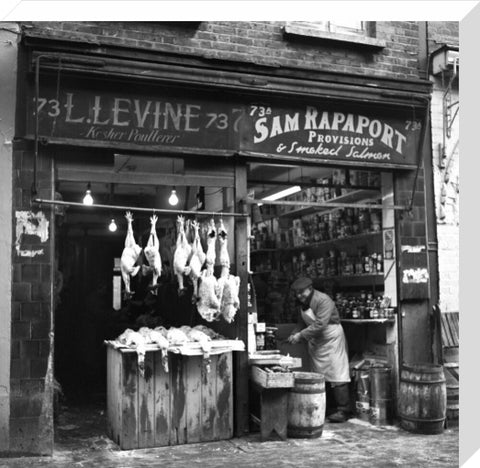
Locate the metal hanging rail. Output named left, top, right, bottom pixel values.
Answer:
left=33, top=198, right=249, bottom=218
left=244, top=198, right=408, bottom=211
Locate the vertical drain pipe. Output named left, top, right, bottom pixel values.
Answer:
left=32, top=54, right=41, bottom=199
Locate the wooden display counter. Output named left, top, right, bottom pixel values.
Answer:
left=106, top=340, right=244, bottom=449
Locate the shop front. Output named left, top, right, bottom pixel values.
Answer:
left=10, top=36, right=434, bottom=453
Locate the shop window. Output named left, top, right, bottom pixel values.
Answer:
left=247, top=163, right=396, bottom=325
left=283, top=21, right=386, bottom=49
left=298, top=21, right=366, bottom=36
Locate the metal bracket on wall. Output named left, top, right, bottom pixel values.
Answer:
left=442, top=57, right=459, bottom=140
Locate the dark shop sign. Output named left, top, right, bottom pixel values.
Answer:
left=26, top=86, right=421, bottom=168
left=241, top=104, right=420, bottom=168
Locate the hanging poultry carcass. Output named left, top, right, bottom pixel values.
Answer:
left=216, top=219, right=241, bottom=324
left=219, top=273, right=240, bottom=323
left=116, top=328, right=147, bottom=377
left=143, top=214, right=162, bottom=294
left=197, top=219, right=221, bottom=322
left=188, top=220, right=206, bottom=303
left=173, top=215, right=192, bottom=295
left=138, top=327, right=170, bottom=373
left=120, top=212, right=143, bottom=298
left=218, top=218, right=230, bottom=268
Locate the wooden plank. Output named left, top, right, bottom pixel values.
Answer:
left=153, top=352, right=171, bottom=447
left=114, top=349, right=123, bottom=447
left=446, top=313, right=459, bottom=346
left=185, top=355, right=202, bottom=443
left=170, top=354, right=187, bottom=445
left=386, top=316, right=399, bottom=418
left=104, top=340, right=245, bottom=354
left=440, top=315, right=452, bottom=347
left=58, top=166, right=234, bottom=188
left=214, top=352, right=233, bottom=439
left=121, top=352, right=139, bottom=449
left=200, top=354, right=217, bottom=442
left=107, top=347, right=124, bottom=447
left=234, top=162, right=250, bottom=437
left=453, top=318, right=459, bottom=345
left=137, top=351, right=155, bottom=448
left=444, top=314, right=455, bottom=347
left=107, top=347, right=119, bottom=445
left=259, top=388, right=288, bottom=441
left=106, top=347, right=114, bottom=441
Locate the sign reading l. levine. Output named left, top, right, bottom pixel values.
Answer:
left=27, top=82, right=421, bottom=168
left=240, top=104, right=421, bottom=167
left=27, top=86, right=241, bottom=151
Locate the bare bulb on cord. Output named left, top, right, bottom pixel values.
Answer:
left=168, top=188, right=179, bottom=206
left=108, top=219, right=117, bottom=232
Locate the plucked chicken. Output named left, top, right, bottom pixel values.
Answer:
left=173, top=216, right=192, bottom=294
left=138, top=327, right=169, bottom=373
left=179, top=325, right=212, bottom=372
left=197, top=219, right=221, bottom=322
left=153, top=326, right=168, bottom=338
left=216, top=219, right=241, bottom=323
left=188, top=220, right=206, bottom=303
left=186, top=328, right=212, bottom=357
left=116, top=328, right=147, bottom=377
left=219, top=272, right=240, bottom=323
left=120, top=212, right=143, bottom=298
left=217, top=218, right=230, bottom=268
left=166, top=327, right=189, bottom=346
left=143, top=214, right=162, bottom=294
left=193, top=324, right=224, bottom=340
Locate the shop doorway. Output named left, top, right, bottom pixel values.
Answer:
left=246, top=162, right=400, bottom=412
left=52, top=149, right=237, bottom=435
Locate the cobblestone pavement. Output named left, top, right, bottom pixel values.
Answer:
left=0, top=403, right=459, bottom=468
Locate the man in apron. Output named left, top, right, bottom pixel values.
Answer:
left=287, top=277, right=351, bottom=423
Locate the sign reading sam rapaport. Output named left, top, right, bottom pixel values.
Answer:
left=26, top=82, right=421, bottom=168
left=240, top=104, right=421, bottom=167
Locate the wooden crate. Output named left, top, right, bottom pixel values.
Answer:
left=250, top=365, right=294, bottom=389
left=106, top=346, right=233, bottom=449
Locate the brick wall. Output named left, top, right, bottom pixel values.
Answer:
left=23, top=21, right=423, bottom=78
left=428, top=22, right=459, bottom=49
left=10, top=147, right=54, bottom=455
left=427, top=22, right=459, bottom=314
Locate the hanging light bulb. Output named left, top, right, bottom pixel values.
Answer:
left=83, top=183, right=94, bottom=205
left=108, top=218, right=117, bottom=232
left=168, top=187, right=179, bottom=206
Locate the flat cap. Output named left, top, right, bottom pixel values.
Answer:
left=291, top=277, right=313, bottom=291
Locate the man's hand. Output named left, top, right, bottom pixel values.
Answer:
left=287, top=333, right=301, bottom=344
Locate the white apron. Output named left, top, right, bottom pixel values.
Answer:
left=301, top=308, right=350, bottom=383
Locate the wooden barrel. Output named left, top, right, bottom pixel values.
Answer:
left=369, top=365, right=392, bottom=426
left=287, top=372, right=325, bottom=438
left=398, top=363, right=447, bottom=434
